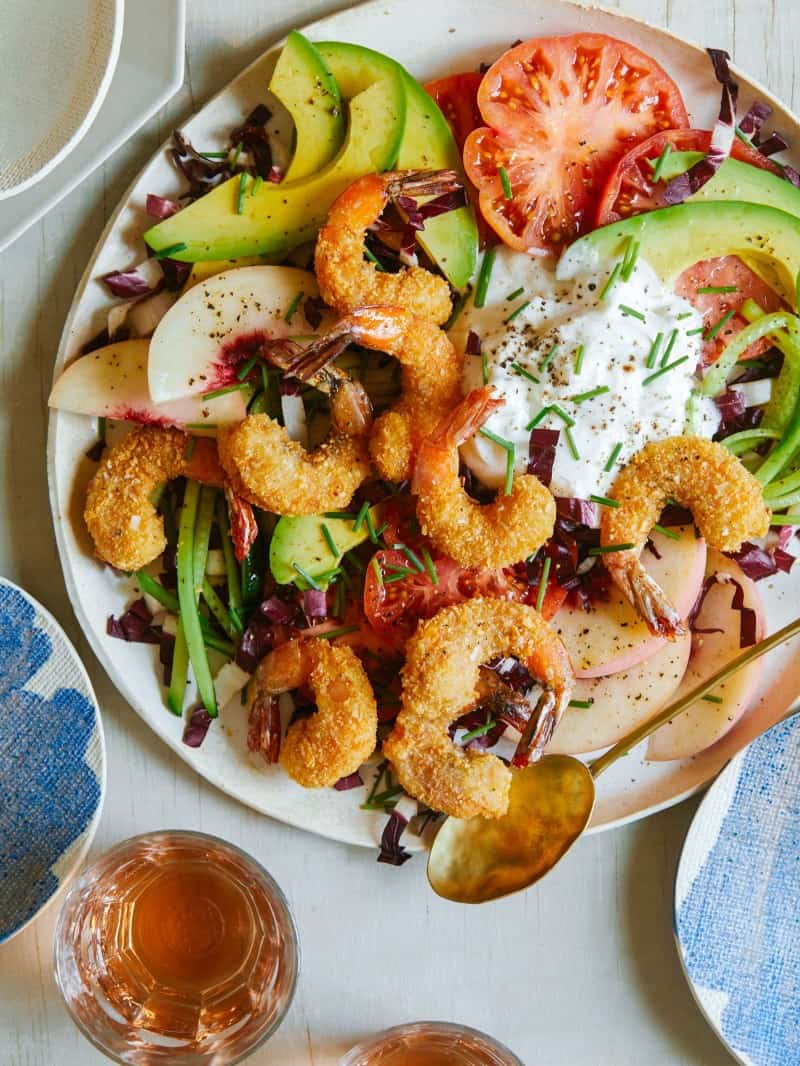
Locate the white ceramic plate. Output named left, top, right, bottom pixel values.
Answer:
left=0, top=0, right=124, bottom=200
left=0, top=0, right=185, bottom=254
left=48, top=0, right=800, bottom=849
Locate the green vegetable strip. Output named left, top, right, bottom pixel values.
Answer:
left=167, top=620, right=189, bottom=716
left=721, top=428, right=780, bottom=455
left=136, top=571, right=179, bottom=612
left=474, top=248, right=496, bottom=309
left=740, top=300, right=800, bottom=433
left=192, top=487, right=216, bottom=598
left=764, top=489, right=800, bottom=509
left=217, top=497, right=244, bottom=634
left=236, top=172, right=247, bottom=214
left=535, top=556, right=551, bottom=612
left=177, top=481, right=217, bottom=716
left=755, top=406, right=800, bottom=486
left=202, top=578, right=239, bottom=641
left=767, top=513, right=800, bottom=525
left=702, top=310, right=800, bottom=396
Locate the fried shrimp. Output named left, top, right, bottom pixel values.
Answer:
left=314, top=170, right=459, bottom=325
left=248, top=638, right=378, bottom=788
left=602, top=435, right=771, bottom=637
left=217, top=356, right=373, bottom=515
left=383, top=599, right=574, bottom=820
left=84, top=427, right=224, bottom=571
left=286, top=305, right=464, bottom=483
left=412, top=386, right=556, bottom=568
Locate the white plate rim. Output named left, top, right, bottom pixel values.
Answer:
left=47, top=0, right=800, bottom=850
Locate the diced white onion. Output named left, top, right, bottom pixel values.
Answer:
left=213, top=661, right=252, bottom=710
left=731, top=379, right=773, bottom=408
left=205, top=549, right=227, bottom=577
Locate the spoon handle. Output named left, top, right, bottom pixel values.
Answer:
left=588, top=615, right=800, bottom=778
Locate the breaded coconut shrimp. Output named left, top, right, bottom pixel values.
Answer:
left=248, top=638, right=378, bottom=788
left=217, top=358, right=373, bottom=515
left=383, top=599, right=574, bottom=820
left=315, top=170, right=459, bottom=326
left=602, top=436, right=770, bottom=637
left=286, top=305, right=464, bottom=483
left=84, top=427, right=224, bottom=571
left=412, top=386, right=556, bottom=569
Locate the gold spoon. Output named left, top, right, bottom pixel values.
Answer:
left=428, top=615, right=800, bottom=904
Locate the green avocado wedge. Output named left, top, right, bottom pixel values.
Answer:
left=145, top=51, right=406, bottom=261
left=316, top=41, right=478, bottom=289
left=269, top=508, right=381, bottom=588
left=656, top=152, right=800, bottom=220
left=559, top=200, right=800, bottom=310
left=268, top=31, right=344, bottom=182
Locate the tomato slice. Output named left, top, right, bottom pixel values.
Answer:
left=363, top=548, right=566, bottom=649
left=462, top=34, right=689, bottom=254
left=675, top=256, right=784, bottom=366
left=595, top=128, right=782, bottom=226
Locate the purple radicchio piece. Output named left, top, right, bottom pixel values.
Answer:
left=183, top=706, right=213, bottom=748
left=377, top=808, right=412, bottom=866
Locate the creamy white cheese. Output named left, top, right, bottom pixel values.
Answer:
left=451, top=245, right=719, bottom=499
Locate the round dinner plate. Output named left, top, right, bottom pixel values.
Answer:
left=0, top=578, right=104, bottom=943
left=0, top=0, right=124, bottom=200
left=48, top=0, right=800, bottom=849
left=674, top=711, right=800, bottom=1066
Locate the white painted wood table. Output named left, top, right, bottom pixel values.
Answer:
left=1, top=0, right=795, bottom=1062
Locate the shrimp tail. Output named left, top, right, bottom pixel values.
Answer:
left=512, top=687, right=570, bottom=767
left=385, top=169, right=462, bottom=200
left=256, top=338, right=304, bottom=370
left=441, top=386, right=504, bottom=448
left=282, top=330, right=353, bottom=382
left=617, top=561, right=688, bottom=638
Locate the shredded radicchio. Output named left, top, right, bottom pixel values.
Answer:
left=665, top=49, right=738, bottom=204
left=556, top=497, right=599, bottom=527
left=146, top=194, right=181, bottom=220
left=170, top=130, right=232, bottom=197
left=158, top=257, right=192, bottom=292
left=333, top=772, right=364, bottom=791
left=183, top=706, right=213, bottom=748
left=302, top=295, right=326, bottom=331
left=528, top=429, right=560, bottom=487
left=465, top=330, right=482, bottom=356
left=260, top=595, right=295, bottom=625
left=689, top=573, right=758, bottom=647
left=303, top=588, right=327, bottom=621
left=729, top=541, right=796, bottom=582
left=107, top=598, right=160, bottom=644
left=738, top=100, right=772, bottom=140
left=377, top=809, right=412, bottom=866
left=236, top=615, right=278, bottom=672
left=229, top=104, right=274, bottom=179
left=102, top=267, right=156, bottom=299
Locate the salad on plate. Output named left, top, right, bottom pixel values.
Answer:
left=49, top=29, right=800, bottom=861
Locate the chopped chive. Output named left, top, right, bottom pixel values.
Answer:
left=236, top=355, right=259, bottom=381
left=568, top=698, right=594, bottom=709
left=479, top=427, right=514, bottom=450
left=506, top=286, right=525, bottom=302
left=461, top=718, right=498, bottom=743
left=352, top=501, right=370, bottom=533
left=315, top=625, right=360, bottom=640
left=653, top=523, right=681, bottom=541
left=599, top=261, right=622, bottom=301
left=535, top=556, right=551, bottom=612
left=480, top=428, right=516, bottom=495
left=589, top=494, right=619, bottom=508
left=504, top=300, right=530, bottom=324
left=511, top=362, right=539, bottom=384
left=642, top=355, right=690, bottom=385
left=385, top=563, right=416, bottom=576
left=685, top=326, right=705, bottom=336
left=201, top=150, right=229, bottom=159
left=184, top=437, right=197, bottom=461
left=697, top=285, right=738, bottom=294
left=474, top=248, right=496, bottom=308
left=702, top=694, right=723, bottom=704
left=604, top=441, right=623, bottom=472
left=677, top=311, right=694, bottom=320
left=646, top=332, right=664, bottom=369
left=539, top=344, right=558, bottom=373
left=482, top=347, right=489, bottom=385
left=574, top=344, right=586, bottom=375
left=250, top=175, right=263, bottom=197
left=347, top=553, right=365, bottom=574
left=236, top=171, right=247, bottom=214
left=650, top=142, right=673, bottom=182
left=445, top=292, right=468, bottom=330
left=293, top=562, right=321, bottom=590
left=230, top=141, right=243, bottom=166
left=154, top=241, right=188, bottom=260
left=499, top=165, right=513, bottom=200
left=202, top=382, right=250, bottom=400
left=660, top=328, right=679, bottom=366
left=364, top=247, right=386, bottom=271
left=394, top=543, right=425, bottom=573
left=564, top=426, right=580, bottom=461
left=570, top=385, right=609, bottom=404
left=549, top=404, right=575, bottom=428
left=384, top=571, right=413, bottom=584
left=796, top=268, right=800, bottom=312
left=284, top=290, right=304, bottom=323
left=422, top=547, right=439, bottom=585
left=525, top=406, right=552, bottom=431
left=365, top=509, right=378, bottom=543
left=704, top=308, right=736, bottom=342
left=325, top=510, right=357, bottom=520
left=321, top=523, right=339, bottom=558
left=621, top=238, right=640, bottom=281
left=619, top=304, right=646, bottom=322
left=588, top=542, right=635, bottom=556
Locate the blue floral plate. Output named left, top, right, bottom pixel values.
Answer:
left=674, top=711, right=800, bottom=1066
left=0, top=578, right=104, bottom=943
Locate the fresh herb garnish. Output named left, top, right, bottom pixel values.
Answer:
left=535, top=555, right=551, bottom=612
left=445, top=292, right=468, bottom=330
left=353, top=501, right=370, bottom=533
left=646, top=332, right=663, bottom=370
left=697, top=285, right=738, bottom=294
left=237, top=355, right=259, bottom=381
left=364, top=247, right=386, bottom=271
left=599, top=261, right=623, bottom=301
left=590, top=494, right=619, bottom=508
left=293, top=562, right=322, bottom=589
left=653, top=523, right=681, bottom=540
left=184, top=436, right=196, bottom=461
left=676, top=311, right=693, bottom=320
left=201, top=382, right=250, bottom=399
left=284, top=290, right=304, bottom=323
left=660, top=328, right=679, bottom=366
left=394, top=542, right=425, bottom=573
left=316, top=625, right=360, bottom=640
left=704, top=308, right=736, bottom=341
left=621, top=237, right=640, bottom=281
left=574, top=343, right=586, bottom=375
left=588, top=542, right=635, bottom=555
left=474, top=248, right=496, bottom=308
left=422, top=547, right=439, bottom=585
left=251, top=175, right=263, bottom=197
left=642, top=355, right=689, bottom=385
left=511, top=362, right=539, bottom=384
left=370, top=557, right=383, bottom=586
left=506, top=286, right=525, bottom=302
left=155, top=241, right=188, bottom=259
left=539, top=344, right=558, bottom=373
left=568, top=698, right=594, bottom=709
left=185, top=422, right=218, bottom=431
left=230, top=141, right=243, bottom=167
left=461, top=717, right=498, bottom=743
left=321, top=523, right=339, bottom=558
left=619, top=304, right=646, bottom=322
left=564, top=426, right=580, bottom=461
left=604, top=441, right=623, bottom=472
left=570, top=385, right=609, bottom=404
left=701, top=693, right=723, bottom=704
left=650, top=142, right=673, bottom=182
left=504, top=300, right=530, bottom=324
left=499, top=165, right=513, bottom=200
left=236, top=171, right=247, bottom=214
left=549, top=405, right=575, bottom=428
left=479, top=428, right=515, bottom=495
left=482, top=347, right=489, bottom=385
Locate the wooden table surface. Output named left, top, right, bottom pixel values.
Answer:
left=1, top=0, right=794, bottom=1062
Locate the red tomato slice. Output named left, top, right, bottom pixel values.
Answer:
left=675, top=256, right=785, bottom=366
left=462, top=34, right=689, bottom=254
left=363, top=549, right=566, bottom=650
left=595, top=128, right=782, bottom=226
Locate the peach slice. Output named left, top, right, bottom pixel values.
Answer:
left=547, top=634, right=691, bottom=756
left=553, top=526, right=707, bottom=678
left=646, top=549, right=766, bottom=761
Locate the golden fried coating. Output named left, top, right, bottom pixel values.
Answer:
left=84, top=427, right=224, bottom=571
left=315, top=171, right=455, bottom=326
left=248, top=638, right=378, bottom=788
left=383, top=599, right=574, bottom=820
left=413, top=386, right=555, bottom=568
left=602, top=435, right=771, bottom=636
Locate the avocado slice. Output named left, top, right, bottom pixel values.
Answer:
left=269, top=31, right=344, bottom=182
left=145, top=59, right=406, bottom=261
left=559, top=200, right=800, bottom=309
left=317, top=41, right=478, bottom=289
left=270, top=508, right=380, bottom=587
